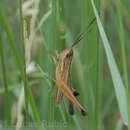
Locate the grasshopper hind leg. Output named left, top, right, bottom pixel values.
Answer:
left=67, top=88, right=80, bottom=115
left=67, top=90, right=80, bottom=115
left=67, top=89, right=80, bottom=115
left=72, top=88, right=80, bottom=97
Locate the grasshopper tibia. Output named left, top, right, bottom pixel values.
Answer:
left=81, top=109, right=88, bottom=116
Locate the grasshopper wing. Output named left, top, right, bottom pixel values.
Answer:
left=54, top=84, right=63, bottom=106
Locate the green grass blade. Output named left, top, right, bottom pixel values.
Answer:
left=0, top=4, right=23, bottom=73
left=0, top=5, right=41, bottom=127
left=94, top=1, right=102, bottom=130
left=0, top=27, right=11, bottom=125
left=80, top=0, right=99, bottom=129
left=91, top=0, right=128, bottom=125
left=116, top=0, right=130, bottom=128
left=0, top=79, right=40, bottom=94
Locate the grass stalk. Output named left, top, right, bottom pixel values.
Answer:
left=58, top=0, right=66, bottom=50
left=95, top=1, right=101, bottom=130
left=80, top=1, right=91, bottom=130
left=48, top=0, right=57, bottom=125
left=0, top=27, right=11, bottom=125
left=116, top=0, right=130, bottom=128
left=80, top=0, right=89, bottom=104
left=95, top=34, right=100, bottom=130
left=80, top=0, right=98, bottom=129
left=19, top=0, right=29, bottom=122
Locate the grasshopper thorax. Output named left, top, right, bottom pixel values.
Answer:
left=56, top=47, right=73, bottom=81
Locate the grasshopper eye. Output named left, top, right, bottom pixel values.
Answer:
left=66, top=50, right=73, bottom=58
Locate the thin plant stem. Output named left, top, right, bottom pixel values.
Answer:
left=19, top=0, right=30, bottom=122
left=58, top=0, right=66, bottom=50
left=48, top=0, right=57, bottom=125
left=0, top=27, right=11, bottom=125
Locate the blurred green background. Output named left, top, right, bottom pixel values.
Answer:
left=0, top=0, right=130, bottom=130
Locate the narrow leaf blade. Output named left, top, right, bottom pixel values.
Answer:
left=91, top=0, right=128, bottom=125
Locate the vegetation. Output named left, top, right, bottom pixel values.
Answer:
left=0, top=0, right=130, bottom=130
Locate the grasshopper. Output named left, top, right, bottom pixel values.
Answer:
left=49, top=18, right=96, bottom=116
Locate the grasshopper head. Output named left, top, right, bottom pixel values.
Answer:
left=57, top=47, right=73, bottom=63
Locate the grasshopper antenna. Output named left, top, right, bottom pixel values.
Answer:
left=72, top=17, right=96, bottom=47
